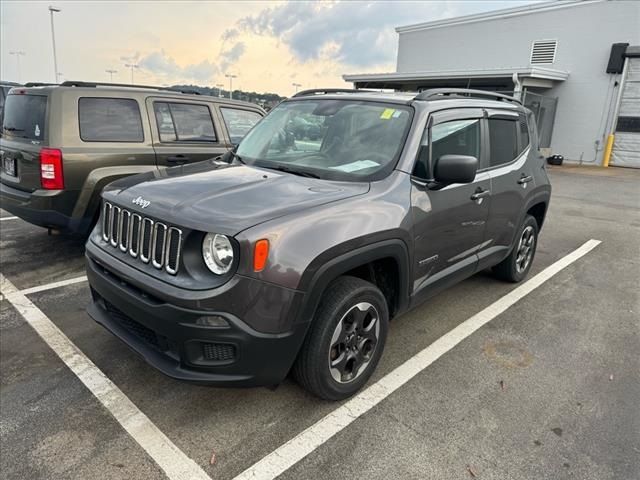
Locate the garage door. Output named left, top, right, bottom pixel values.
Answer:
left=611, top=56, right=640, bottom=168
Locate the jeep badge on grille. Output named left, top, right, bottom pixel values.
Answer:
left=132, top=196, right=151, bottom=209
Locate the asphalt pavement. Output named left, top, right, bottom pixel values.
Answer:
left=1, top=165, right=638, bottom=480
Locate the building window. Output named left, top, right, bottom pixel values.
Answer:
left=616, top=116, right=640, bottom=133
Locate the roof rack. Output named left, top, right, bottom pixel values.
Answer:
left=59, top=80, right=200, bottom=95
left=415, top=88, right=521, bottom=105
left=292, top=88, right=368, bottom=98
left=24, top=82, right=59, bottom=87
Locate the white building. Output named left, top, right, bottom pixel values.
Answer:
left=344, top=0, right=640, bottom=168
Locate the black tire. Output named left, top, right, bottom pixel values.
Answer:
left=293, top=276, right=389, bottom=401
left=493, top=214, right=539, bottom=283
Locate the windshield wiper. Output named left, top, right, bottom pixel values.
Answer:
left=269, top=165, right=320, bottom=179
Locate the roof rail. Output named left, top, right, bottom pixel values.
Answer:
left=415, top=88, right=521, bottom=105
left=24, top=82, right=59, bottom=87
left=292, top=88, right=368, bottom=98
left=59, top=80, right=200, bottom=95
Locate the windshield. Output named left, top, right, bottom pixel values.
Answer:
left=236, top=99, right=412, bottom=180
left=2, top=94, right=47, bottom=142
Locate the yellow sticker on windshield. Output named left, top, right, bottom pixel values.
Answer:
left=380, top=108, right=395, bottom=119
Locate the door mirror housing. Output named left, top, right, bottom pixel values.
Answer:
left=433, top=154, right=478, bottom=185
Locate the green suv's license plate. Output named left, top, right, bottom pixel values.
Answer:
left=3, top=157, right=16, bottom=177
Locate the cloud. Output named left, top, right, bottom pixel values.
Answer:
left=138, top=50, right=218, bottom=82
left=219, top=41, right=245, bottom=72
left=131, top=39, right=245, bottom=83
left=221, top=28, right=239, bottom=42
left=236, top=1, right=536, bottom=67
left=120, top=52, right=141, bottom=63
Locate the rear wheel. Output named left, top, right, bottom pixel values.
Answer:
left=293, top=276, right=388, bottom=401
left=493, top=214, right=539, bottom=282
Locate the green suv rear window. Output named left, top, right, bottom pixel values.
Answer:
left=2, top=94, right=47, bottom=141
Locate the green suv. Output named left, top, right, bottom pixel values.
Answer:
left=0, top=81, right=264, bottom=234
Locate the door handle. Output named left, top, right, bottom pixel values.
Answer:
left=470, top=188, right=491, bottom=201
left=517, top=175, right=533, bottom=185
left=166, top=155, right=189, bottom=164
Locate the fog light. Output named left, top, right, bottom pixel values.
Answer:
left=195, top=315, right=229, bottom=328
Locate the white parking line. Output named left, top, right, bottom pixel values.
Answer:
left=234, top=239, right=602, bottom=480
left=20, top=275, right=88, bottom=296
left=0, top=216, right=19, bottom=221
left=0, top=273, right=213, bottom=480
left=0, top=275, right=88, bottom=301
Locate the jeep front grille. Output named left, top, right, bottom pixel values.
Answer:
left=102, top=201, right=182, bottom=275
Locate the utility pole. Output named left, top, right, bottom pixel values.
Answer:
left=216, top=83, right=225, bottom=98
left=9, top=51, right=26, bottom=83
left=48, top=6, right=61, bottom=83
left=125, top=63, right=139, bottom=84
left=105, top=69, right=118, bottom=82
left=292, top=82, right=302, bottom=94
left=225, top=73, right=237, bottom=100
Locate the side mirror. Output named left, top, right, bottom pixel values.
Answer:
left=219, top=150, right=234, bottom=163
left=434, top=154, right=478, bottom=184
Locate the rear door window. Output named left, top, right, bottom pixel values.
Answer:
left=220, top=108, right=262, bottom=144
left=79, top=97, right=143, bottom=142
left=488, top=118, right=518, bottom=167
left=2, top=94, right=47, bottom=141
left=153, top=102, right=216, bottom=142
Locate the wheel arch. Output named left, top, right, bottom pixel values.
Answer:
left=296, top=239, right=411, bottom=328
left=71, top=165, right=159, bottom=233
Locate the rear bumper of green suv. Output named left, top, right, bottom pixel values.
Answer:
left=0, top=182, right=91, bottom=233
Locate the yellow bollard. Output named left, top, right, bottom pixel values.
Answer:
left=602, top=134, right=615, bottom=167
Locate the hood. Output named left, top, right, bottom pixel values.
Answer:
left=103, top=161, right=369, bottom=235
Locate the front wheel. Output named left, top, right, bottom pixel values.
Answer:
left=493, top=214, right=539, bottom=283
left=293, top=276, right=389, bottom=401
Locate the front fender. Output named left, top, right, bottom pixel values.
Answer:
left=296, top=238, right=411, bottom=326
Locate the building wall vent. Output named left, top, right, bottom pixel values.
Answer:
left=530, top=40, right=557, bottom=65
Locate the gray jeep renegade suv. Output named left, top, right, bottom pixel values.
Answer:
left=85, top=88, right=551, bottom=400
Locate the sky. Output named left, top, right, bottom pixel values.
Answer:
left=1, top=0, right=539, bottom=96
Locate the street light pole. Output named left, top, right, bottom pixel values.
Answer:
left=9, top=51, right=26, bottom=83
left=225, top=74, right=237, bottom=100
left=125, top=64, right=139, bottom=85
left=48, top=6, right=61, bottom=83
left=292, top=82, right=302, bottom=93
left=216, top=83, right=224, bottom=98
left=105, top=69, right=118, bottom=82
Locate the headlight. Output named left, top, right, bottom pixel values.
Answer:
left=202, top=233, right=234, bottom=274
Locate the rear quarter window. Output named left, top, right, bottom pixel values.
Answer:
left=488, top=118, right=518, bottom=167
left=2, top=94, right=47, bottom=141
left=79, top=97, right=144, bottom=142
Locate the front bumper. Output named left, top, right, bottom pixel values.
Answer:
left=85, top=243, right=309, bottom=387
left=0, top=182, right=88, bottom=233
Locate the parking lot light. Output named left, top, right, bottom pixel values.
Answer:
left=225, top=73, right=237, bottom=100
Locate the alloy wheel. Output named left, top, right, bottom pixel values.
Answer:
left=328, top=302, right=380, bottom=383
left=515, top=225, right=535, bottom=273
